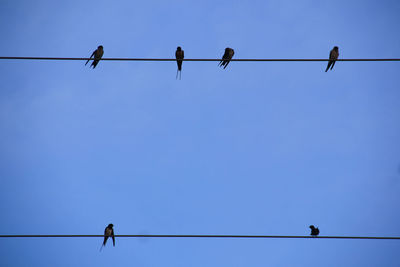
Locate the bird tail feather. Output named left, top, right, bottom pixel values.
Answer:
left=325, top=61, right=331, bottom=72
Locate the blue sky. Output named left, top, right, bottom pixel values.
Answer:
left=0, top=0, right=400, bottom=266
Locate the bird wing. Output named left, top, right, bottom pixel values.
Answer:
left=175, top=50, right=184, bottom=60
left=329, top=49, right=338, bottom=60
left=219, top=51, right=228, bottom=66
left=85, top=50, right=96, bottom=65
left=325, top=61, right=332, bottom=72
left=100, top=49, right=104, bottom=58
left=222, top=50, right=229, bottom=60
left=229, top=49, right=235, bottom=59
left=111, top=229, right=115, bottom=246
left=103, top=227, right=109, bottom=245
left=95, top=49, right=104, bottom=60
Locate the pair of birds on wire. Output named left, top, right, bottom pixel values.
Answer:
left=85, top=45, right=339, bottom=75
left=175, top=46, right=234, bottom=79
left=99, top=223, right=320, bottom=251
left=85, top=45, right=235, bottom=78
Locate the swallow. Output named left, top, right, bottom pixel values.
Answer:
left=85, top=45, right=104, bottom=69
left=219, top=47, right=235, bottom=69
left=309, top=225, right=320, bottom=237
left=175, top=46, right=184, bottom=80
left=325, top=46, right=339, bottom=72
left=100, top=223, right=115, bottom=251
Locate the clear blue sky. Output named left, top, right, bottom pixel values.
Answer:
left=1, top=0, right=400, bottom=266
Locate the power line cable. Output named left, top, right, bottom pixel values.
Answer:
left=0, top=234, right=399, bottom=240
left=0, top=57, right=399, bottom=62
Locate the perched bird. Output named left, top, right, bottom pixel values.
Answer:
left=100, top=223, right=115, bottom=251
left=175, top=46, right=184, bottom=80
left=325, top=46, right=339, bottom=72
left=309, top=225, right=320, bottom=236
left=219, top=47, right=235, bottom=69
left=85, top=45, right=104, bottom=69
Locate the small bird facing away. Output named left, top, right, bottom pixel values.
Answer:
left=85, top=45, right=104, bottom=69
left=219, top=47, right=235, bottom=69
left=100, top=223, right=115, bottom=251
left=309, top=225, right=320, bottom=237
left=175, top=46, right=184, bottom=80
left=325, top=46, right=339, bottom=72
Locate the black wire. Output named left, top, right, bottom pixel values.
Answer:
left=0, top=57, right=399, bottom=62
left=0, top=234, right=399, bottom=240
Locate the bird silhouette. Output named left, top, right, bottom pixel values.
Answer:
left=325, top=46, right=339, bottom=72
left=85, top=45, right=104, bottom=69
left=219, top=47, right=235, bottom=69
left=309, top=225, right=320, bottom=236
left=100, top=223, right=115, bottom=251
left=175, top=46, right=184, bottom=79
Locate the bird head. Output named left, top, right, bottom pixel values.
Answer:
left=98, top=45, right=104, bottom=50
left=177, top=46, right=182, bottom=51
left=108, top=224, right=114, bottom=228
left=333, top=46, right=339, bottom=51
left=309, top=225, right=315, bottom=229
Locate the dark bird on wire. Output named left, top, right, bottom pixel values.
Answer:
left=175, top=46, right=184, bottom=80
left=100, top=223, right=115, bottom=251
left=85, top=45, right=104, bottom=69
left=325, top=46, right=339, bottom=72
left=309, top=225, right=320, bottom=237
left=219, top=47, right=235, bottom=69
